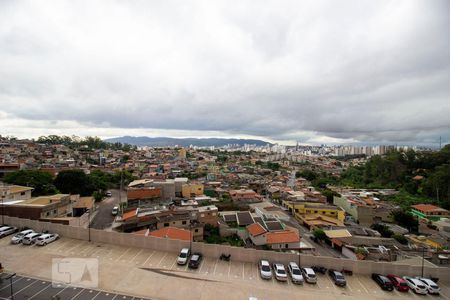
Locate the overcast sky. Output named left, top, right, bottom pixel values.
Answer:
left=0, top=0, right=449, bottom=145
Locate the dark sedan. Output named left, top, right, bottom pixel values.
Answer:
left=188, top=253, right=203, bottom=269
left=328, top=269, right=346, bottom=287
left=372, top=273, right=394, bottom=291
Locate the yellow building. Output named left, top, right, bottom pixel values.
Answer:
left=287, top=202, right=345, bottom=222
left=181, top=183, right=204, bottom=198
left=178, top=148, right=187, bottom=159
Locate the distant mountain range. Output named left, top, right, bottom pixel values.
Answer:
left=104, top=136, right=272, bottom=147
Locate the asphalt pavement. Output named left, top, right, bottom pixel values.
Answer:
left=90, top=189, right=125, bottom=230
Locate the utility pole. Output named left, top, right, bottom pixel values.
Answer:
left=421, top=246, right=425, bottom=277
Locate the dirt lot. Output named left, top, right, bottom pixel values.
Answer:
left=1, top=236, right=449, bottom=300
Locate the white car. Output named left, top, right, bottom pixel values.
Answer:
left=301, top=267, right=317, bottom=284
left=35, top=233, right=59, bottom=246
left=11, top=229, right=35, bottom=244
left=177, top=248, right=190, bottom=265
left=259, top=260, right=272, bottom=280
left=287, top=262, right=304, bottom=284
left=403, top=276, right=427, bottom=295
left=415, top=277, right=440, bottom=295
left=22, top=232, right=42, bottom=245
left=0, top=226, right=18, bottom=238
left=272, top=263, right=288, bottom=282
left=112, top=206, right=119, bottom=216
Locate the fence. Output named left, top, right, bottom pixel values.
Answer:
left=3, top=215, right=449, bottom=281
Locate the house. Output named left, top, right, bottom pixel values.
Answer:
left=181, top=183, right=204, bottom=198
left=246, top=223, right=301, bottom=250
left=0, top=194, right=72, bottom=220
left=0, top=184, right=33, bottom=201
left=229, top=189, right=262, bottom=203
left=411, top=204, right=450, bottom=221
left=127, top=187, right=161, bottom=207
left=288, top=203, right=345, bottom=223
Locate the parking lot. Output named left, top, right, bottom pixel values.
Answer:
left=1, top=235, right=450, bottom=300
left=0, top=275, right=150, bottom=300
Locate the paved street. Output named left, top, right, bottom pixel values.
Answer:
left=90, top=190, right=125, bottom=230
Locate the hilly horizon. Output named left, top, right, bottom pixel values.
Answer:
left=104, top=136, right=272, bottom=147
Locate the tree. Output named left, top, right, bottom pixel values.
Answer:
left=371, top=223, right=393, bottom=238
left=393, top=234, right=408, bottom=245
left=391, top=210, right=419, bottom=233
left=296, top=170, right=318, bottom=181
left=54, top=169, right=93, bottom=196
left=313, top=228, right=327, bottom=241
left=3, top=170, right=58, bottom=196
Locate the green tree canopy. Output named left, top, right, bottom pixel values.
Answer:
left=3, top=170, right=58, bottom=196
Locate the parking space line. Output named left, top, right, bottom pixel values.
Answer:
left=213, top=259, right=218, bottom=275
left=326, top=275, right=337, bottom=290
left=28, top=282, right=51, bottom=299
left=130, top=249, right=143, bottom=262
left=0, top=276, right=24, bottom=291
left=70, top=288, right=85, bottom=300
left=356, top=276, right=369, bottom=294
left=12, top=278, right=38, bottom=297
left=227, top=262, right=231, bottom=278
left=116, top=248, right=131, bottom=261
left=142, top=251, right=156, bottom=266
left=156, top=253, right=167, bottom=267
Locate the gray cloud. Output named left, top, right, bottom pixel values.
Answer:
left=0, top=0, right=449, bottom=145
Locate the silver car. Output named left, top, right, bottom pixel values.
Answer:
left=287, top=262, right=304, bottom=284
left=22, top=232, right=42, bottom=245
left=415, top=277, right=440, bottom=295
left=11, top=229, right=35, bottom=244
left=0, top=226, right=18, bottom=238
left=259, top=260, right=272, bottom=280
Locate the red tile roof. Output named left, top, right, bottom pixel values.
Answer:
left=412, top=204, right=448, bottom=213
left=147, top=227, right=191, bottom=241
left=247, top=223, right=266, bottom=236
left=266, top=230, right=300, bottom=244
left=122, top=208, right=138, bottom=221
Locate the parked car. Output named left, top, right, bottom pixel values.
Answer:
left=287, top=262, right=304, bottom=284
left=111, top=206, right=119, bottom=216
left=272, top=263, right=288, bottom=282
left=403, top=276, right=427, bottom=295
left=106, top=191, right=112, bottom=197
left=312, top=265, right=327, bottom=274
left=371, top=273, right=394, bottom=291
left=328, top=269, right=346, bottom=287
left=259, top=260, right=272, bottom=280
left=386, top=274, right=409, bottom=292
left=0, top=226, right=18, bottom=238
left=22, top=232, right=42, bottom=245
left=177, top=248, right=190, bottom=265
left=188, top=253, right=203, bottom=269
left=35, top=233, right=59, bottom=246
left=415, top=277, right=440, bottom=295
left=301, top=267, right=317, bottom=284
left=11, top=229, right=35, bottom=244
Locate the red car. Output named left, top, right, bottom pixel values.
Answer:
left=387, top=274, right=409, bottom=292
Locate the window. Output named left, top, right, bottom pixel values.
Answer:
left=46, top=212, right=50, bottom=216
left=164, top=223, right=169, bottom=227
left=182, top=221, right=187, bottom=225
left=314, top=210, right=318, bottom=213
left=195, top=229, right=199, bottom=232
left=285, top=244, right=288, bottom=248
left=20, top=192, right=25, bottom=196
left=54, top=209, right=57, bottom=214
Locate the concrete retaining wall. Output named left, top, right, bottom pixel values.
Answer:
left=3, top=216, right=449, bottom=281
